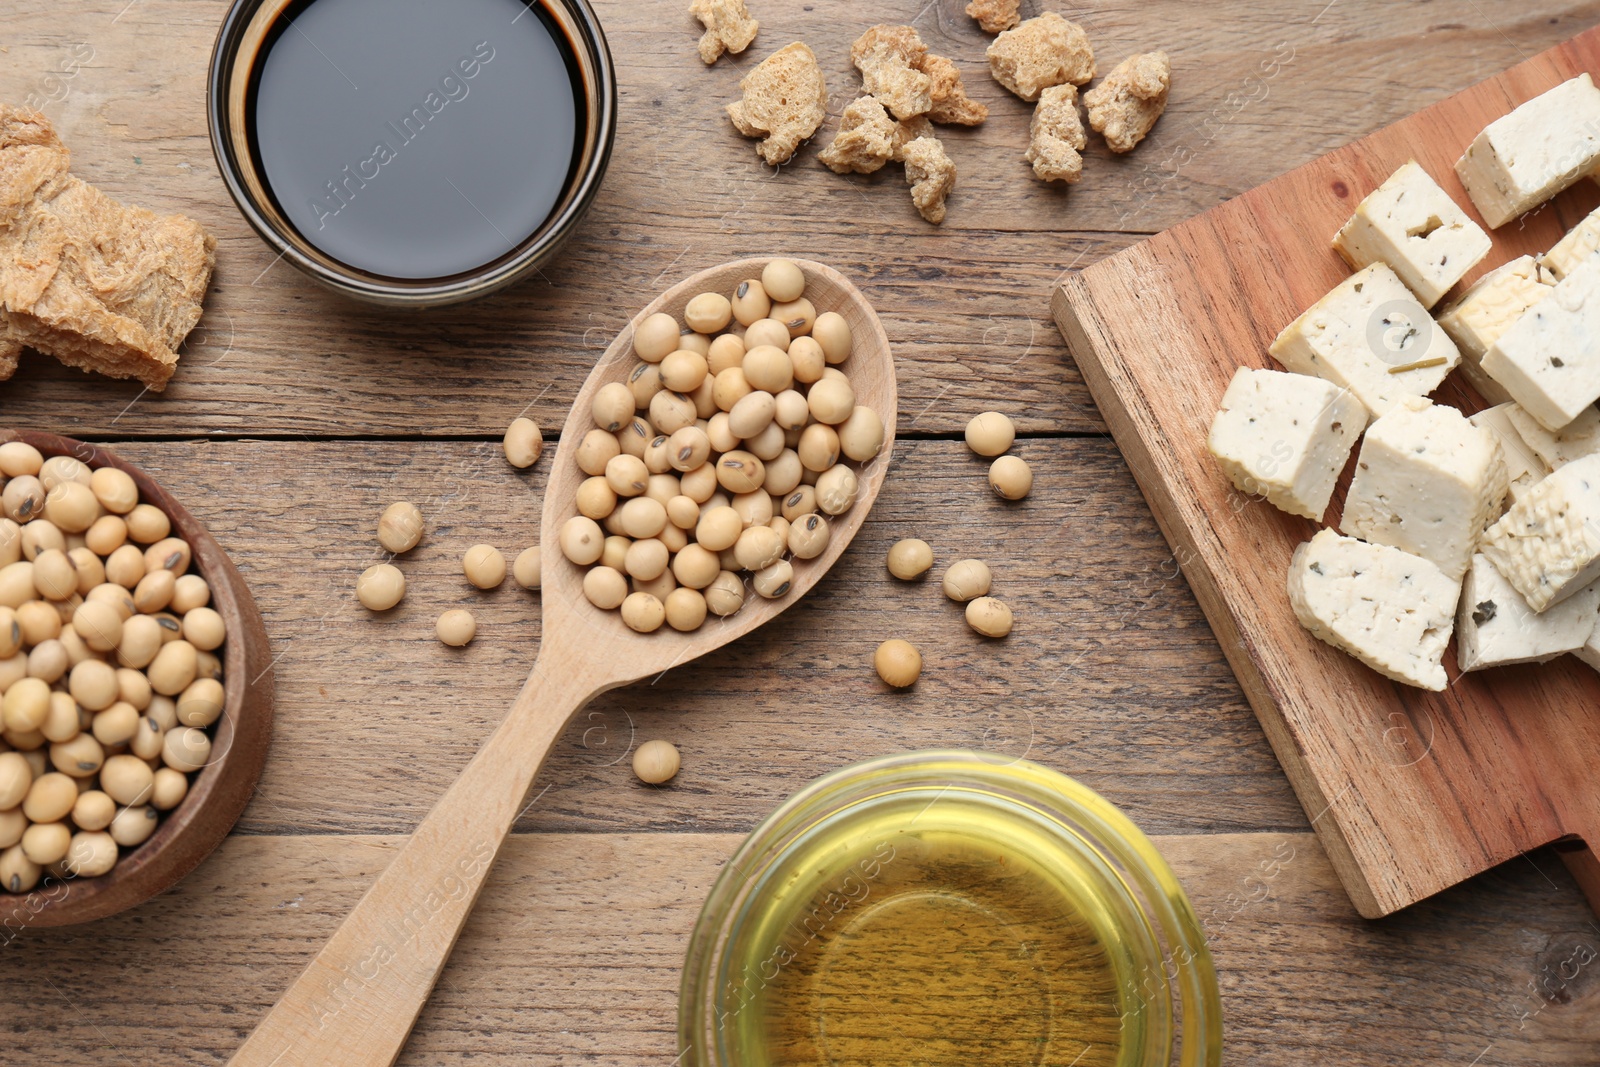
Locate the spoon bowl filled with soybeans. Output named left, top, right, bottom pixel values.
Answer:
left=0, top=431, right=274, bottom=927
left=230, top=258, right=896, bottom=1066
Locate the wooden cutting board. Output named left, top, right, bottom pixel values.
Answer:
left=1052, top=26, right=1600, bottom=919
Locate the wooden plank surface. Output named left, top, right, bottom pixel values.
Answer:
left=4, top=832, right=1599, bottom=1065
left=1053, top=25, right=1600, bottom=920
left=4, top=0, right=1600, bottom=1062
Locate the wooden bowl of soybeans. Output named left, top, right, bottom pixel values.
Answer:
left=0, top=431, right=274, bottom=927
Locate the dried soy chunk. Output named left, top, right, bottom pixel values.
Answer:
left=966, top=0, right=1019, bottom=34
left=921, top=54, right=988, bottom=126
left=1027, top=84, right=1087, bottom=184
left=727, top=42, right=829, bottom=166
left=819, top=97, right=900, bottom=175
left=901, top=136, right=957, bottom=225
left=987, top=13, right=1095, bottom=102
left=850, top=25, right=931, bottom=120
left=690, top=0, right=759, bottom=65
left=1083, top=51, right=1171, bottom=153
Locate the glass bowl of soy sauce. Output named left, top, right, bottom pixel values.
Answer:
left=207, top=0, right=615, bottom=307
left=680, top=750, right=1224, bottom=1067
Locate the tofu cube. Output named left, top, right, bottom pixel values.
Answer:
left=1480, top=453, right=1600, bottom=611
left=1456, top=554, right=1600, bottom=670
left=1342, top=396, right=1508, bottom=581
left=1332, top=161, right=1491, bottom=308
left=1469, top=403, right=1549, bottom=507
left=1269, top=263, right=1461, bottom=423
left=1435, top=254, right=1555, bottom=405
left=1455, top=73, right=1600, bottom=228
left=1206, top=367, right=1365, bottom=521
left=1481, top=256, right=1600, bottom=432
left=1287, top=529, right=1460, bottom=691
left=1504, top=402, right=1600, bottom=471
left=1579, top=613, right=1600, bottom=672
left=1544, top=204, right=1600, bottom=279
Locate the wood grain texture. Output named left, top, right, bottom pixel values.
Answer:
left=2, top=831, right=1597, bottom=1066
left=0, top=0, right=1590, bottom=436
left=225, top=258, right=898, bottom=1066
left=1054, top=27, right=1600, bottom=920
left=0, top=432, right=275, bottom=928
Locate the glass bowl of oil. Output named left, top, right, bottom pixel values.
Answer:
left=679, top=750, right=1222, bottom=1067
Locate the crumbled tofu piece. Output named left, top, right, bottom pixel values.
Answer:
left=901, top=135, right=956, bottom=224
left=1342, top=396, right=1507, bottom=581
left=0, top=106, right=214, bottom=391
left=1480, top=453, right=1600, bottom=611
left=1469, top=403, right=1550, bottom=506
left=1026, top=84, right=1086, bottom=184
left=920, top=54, right=988, bottom=126
left=966, top=0, right=1019, bottom=34
left=1455, top=74, right=1600, bottom=228
left=726, top=42, right=828, bottom=166
left=1268, top=263, right=1461, bottom=423
left=986, top=13, right=1095, bottom=102
left=1082, top=51, right=1171, bottom=154
left=890, top=116, right=934, bottom=162
left=690, top=0, right=759, bottom=65
left=818, top=96, right=899, bottom=175
left=1481, top=256, right=1600, bottom=432
left=850, top=25, right=931, bottom=120
left=1331, top=161, right=1491, bottom=309
left=1544, top=204, right=1600, bottom=279
left=1505, top=403, right=1600, bottom=471
left=1287, top=529, right=1460, bottom=691
left=1436, top=255, right=1555, bottom=405
left=1206, top=367, right=1364, bottom=521
left=1457, top=555, right=1600, bottom=670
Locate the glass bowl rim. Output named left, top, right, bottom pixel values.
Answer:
left=677, top=749, right=1224, bottom=1067
left=204, top=0, right=618, bottom=308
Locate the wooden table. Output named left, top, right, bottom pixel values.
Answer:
left=4, top=1, right=1600, bottom=1062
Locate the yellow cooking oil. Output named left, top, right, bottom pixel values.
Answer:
left=714, top=790, right=1156, bottom=1067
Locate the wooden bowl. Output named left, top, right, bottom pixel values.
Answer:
left=0, top=431, right=275, bottom=927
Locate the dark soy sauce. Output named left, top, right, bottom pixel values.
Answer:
left=250, top=0, right=582, bottom=279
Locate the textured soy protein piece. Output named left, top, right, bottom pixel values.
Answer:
left=819, top=96, right=900, bottom=175
left=1027, top=84, right=1087, bottom=183
left=727, top=43, right=829, bottom=165
left=901, top=136, right=956, bottom=224
left=690, top=0, right=759, bottom=64
left=987, top=13, right=1095, bottom=102
left=1083, top=51, right=1172, bottom=153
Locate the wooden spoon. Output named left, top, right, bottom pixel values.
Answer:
left=229, top=258, right=897, bottom=1066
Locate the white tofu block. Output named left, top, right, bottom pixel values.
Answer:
left=1456, top=555, right=1600, bottom=670
left=1332, top=161, right=1492, bottom=308
left=1469, top=403, right=1550, bottom=506
left=1545, top=204, right=1600, bottom=279
left=1505, top=402, right=1600, bottom=470
left=1287, top=528, right=1460, bottom=691
left=1481, top=453, right=1600, bottom=611
left=1435, top=255, right=1555, bottom=405
left=1341, top=396, right=1507, bottom=581
left=1206, top=367, right=1365, bottom=521
left=1455, top=74, right=1600, bottom=228
left=1269, top=263, right=1461, bottom=423
left=1578, top=612, right=1600, bottom=671
left=1481, top=256, right=1600, bottom=432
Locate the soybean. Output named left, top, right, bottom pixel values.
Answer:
left=503, top=417, right=545, bottom=469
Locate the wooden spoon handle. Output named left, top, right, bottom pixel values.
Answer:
left=229, top=661, right=593, bottom=1067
